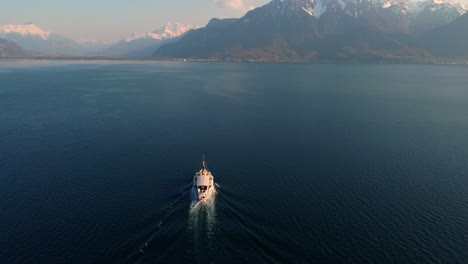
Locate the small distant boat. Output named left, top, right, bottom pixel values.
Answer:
left=193, top=156, right=214, bottom=201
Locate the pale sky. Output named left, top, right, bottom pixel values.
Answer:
left=1, top=0, right=466, bottom=42
left=1, top=0, right=269, bottom=42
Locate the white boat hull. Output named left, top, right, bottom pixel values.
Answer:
left=192, top=157, right=215, bottom=201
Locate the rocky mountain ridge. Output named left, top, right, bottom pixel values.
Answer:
left=153, top=0, right=467, bottom=62
left=0, top=39, right=31, bottom=57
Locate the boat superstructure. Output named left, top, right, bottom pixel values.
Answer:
left=193, top=156, right=214, bottom=201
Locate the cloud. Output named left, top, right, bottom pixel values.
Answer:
left=212, top=0, right=253, bottom=11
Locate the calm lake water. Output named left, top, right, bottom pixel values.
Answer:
left=0, top=60, right=467, bottom=264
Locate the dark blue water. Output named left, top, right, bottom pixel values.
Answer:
left=0, top=60, right=467, bottom=264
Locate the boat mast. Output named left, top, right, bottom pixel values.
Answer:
left=202, top=155, right=207, bottom=172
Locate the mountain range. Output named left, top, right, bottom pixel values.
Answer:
left=1, top=0, right=467, bottom=62
left=153, top=0, right=468, bottom=62
left=410, top=0, right=466, bottom=33
left=0, top=24, right=103, bottom=56
left=0, top=39, right=31, bottom=57
left=0, top=22, right=197, bottom=57
left=419, top=12, right=468, bottom=57
left=100, top=22, right=198, bottom=57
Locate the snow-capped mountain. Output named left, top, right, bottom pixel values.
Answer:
left=267, top=0, right=464, bottom=17
left=154, top=0, right=468, bottom=61
left=125, top=22, right=198, bottom=42
left=0, top=24, right=51, bottom=40
left=154, top=0, right=428, bottom=61
left=264, top=0, right=465, bottom=33
left=102, top=22, right=198, bottom=57
left=298, top=0, right=409, bottom=18
left=0, top=23, right=109, bottom=56
left=409, top=0, right=465, bottom=15
left=409, top=0, right=467, bottom=33
left=269, top=0, right=409, bottom=15
left=266, top=0, right=412, bottom=32
left=0, top=22, right=197, bottom=57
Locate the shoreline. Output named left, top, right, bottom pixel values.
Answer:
left=1, top=56, right=468, bottom=65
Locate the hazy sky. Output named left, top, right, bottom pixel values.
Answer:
left=2, top=0, right=467, bottom=42
left=1, top=0, right=269, bottom=42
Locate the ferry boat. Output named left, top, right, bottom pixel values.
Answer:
left=193, top=156, right=214, bottom=201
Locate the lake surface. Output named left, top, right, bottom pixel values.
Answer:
left=0, top=60, right=467, bottom=264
